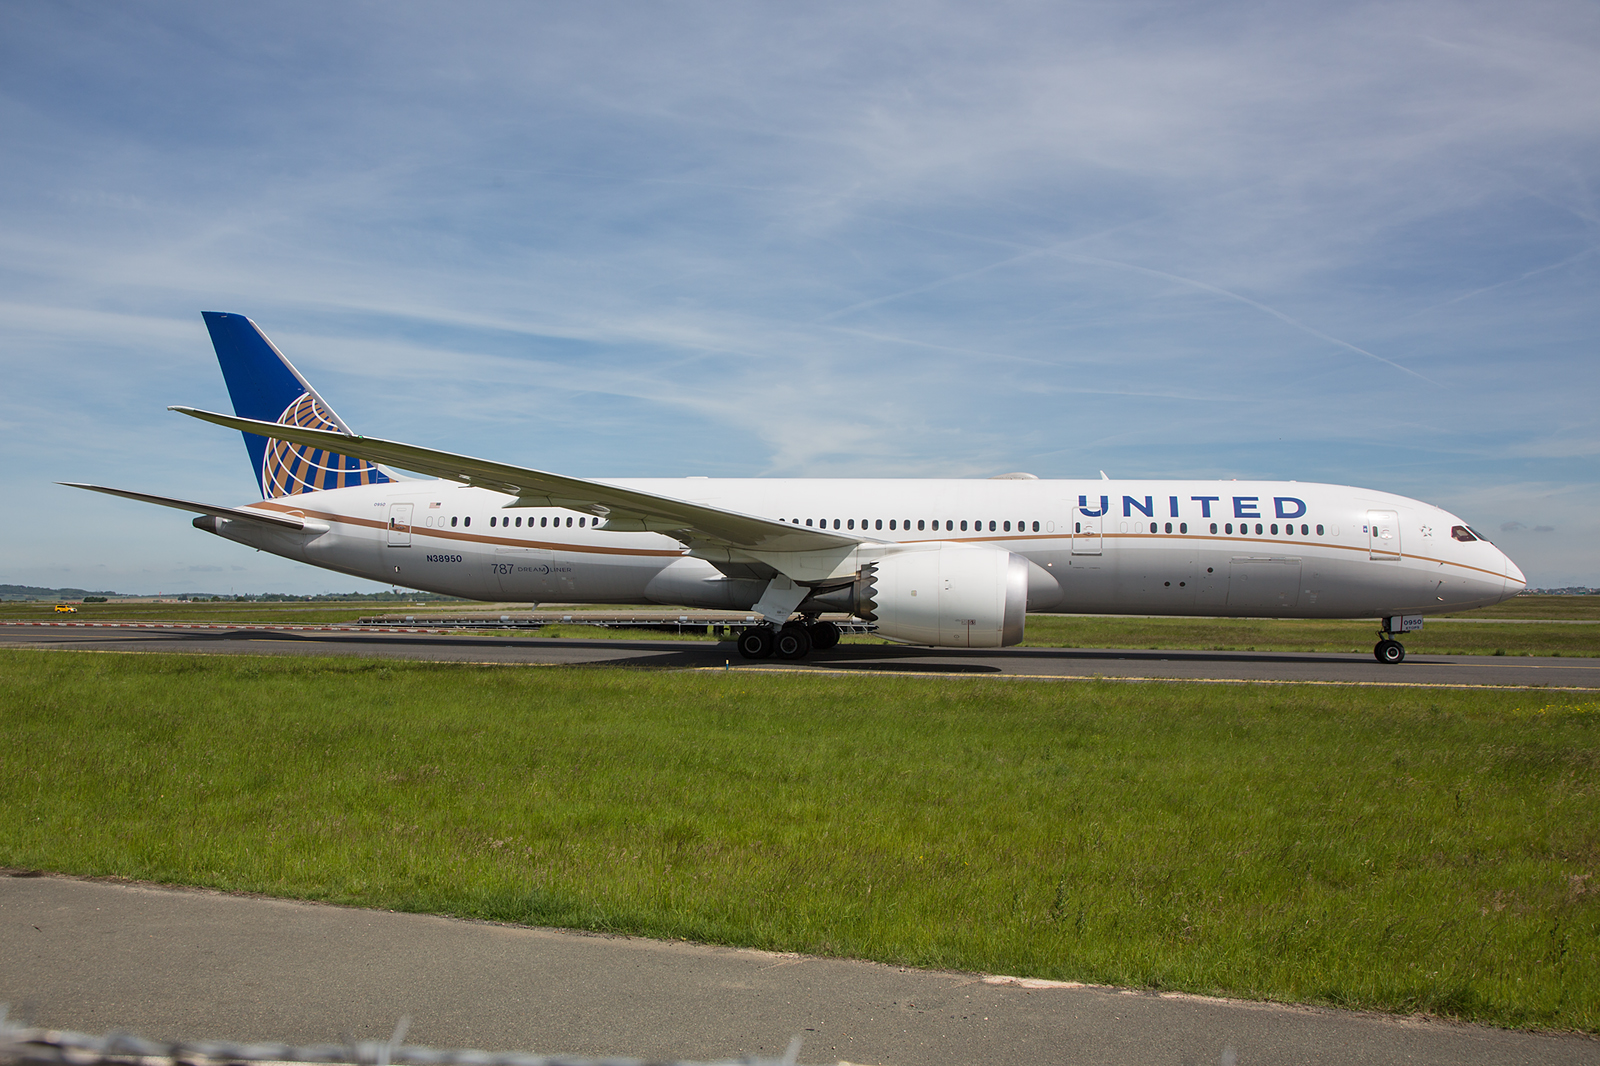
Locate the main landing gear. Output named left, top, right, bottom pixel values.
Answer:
left=736, top=618, right=841, bottom=660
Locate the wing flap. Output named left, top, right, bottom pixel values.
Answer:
left=167, top=407, right=859, bottom=554
left=60, top=483, right=309, bottom=530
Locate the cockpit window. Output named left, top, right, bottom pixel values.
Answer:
left=1467, top=526, right=1492, bottom=544
left=1451, top=525, right=1477, bottom=542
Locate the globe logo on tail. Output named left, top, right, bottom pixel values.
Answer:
left=262, top=393, right=391, bottom=497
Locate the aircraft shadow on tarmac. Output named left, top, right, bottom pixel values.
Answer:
left=189, top=627, right=1389, bottom=670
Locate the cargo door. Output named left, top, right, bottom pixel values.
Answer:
left=493, top=547, right=553, bottom=598
left=1227, top=555, right=1302, bottom=611
left=386, top=503, right=413, bottom=547
left=1368, top=510, right=1400, bottom=561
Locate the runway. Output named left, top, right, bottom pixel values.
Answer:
left=3, top=875, right=1595, bottom=1066
left=3, top=621, right=1598, bottom=688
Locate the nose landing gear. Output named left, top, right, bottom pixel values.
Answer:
left=1373, top=615, right=1415, bottom=664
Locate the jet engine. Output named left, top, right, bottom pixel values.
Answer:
left=823, top=542, right=1031, bottom=648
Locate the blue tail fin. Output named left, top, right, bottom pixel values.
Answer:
left=202, top=312, right=392, bottom=498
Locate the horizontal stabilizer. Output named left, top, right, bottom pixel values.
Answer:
left=59, top=483, right=309, bottom=530
left=167, top=407, right=860, bottom=555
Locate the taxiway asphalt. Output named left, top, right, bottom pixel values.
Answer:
left=3, top=875, right=1595, bottom=1066
left=2, top=622, right=1597, bottom=688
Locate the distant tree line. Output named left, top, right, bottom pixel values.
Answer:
left=1, top=585, right=468, bottom=603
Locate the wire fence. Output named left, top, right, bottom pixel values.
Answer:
left=0, top=1013, right=806, bottom=1066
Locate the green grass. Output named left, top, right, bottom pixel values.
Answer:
left=1018, top=616, right=1600, bottom=657
left=2, top=650, right=1596, bottom=1031
left=1444, top=596, right=1600, bottom=621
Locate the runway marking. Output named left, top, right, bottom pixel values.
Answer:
left=8, top=623, right=1596, bottom=689
left=9, top=644, right=1598, bottom=690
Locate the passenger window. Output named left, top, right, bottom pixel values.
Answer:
left=451, top=516, right=458, bottom=527
left=1451, top=525, right=1476, bottom=542
left=1003, top=521, right=1011, bottom=532
left=918, top=520, right=926, bottom=531
left=833, top=519, right=841, bottom=529
left=1271, top=523, right=1278, bottom=535
left=989, top=520, right=996, bottom=531
left=1209, top=522, right=1216, bottom=534
left=1316, top=524, right=1324, bottom=535
left=541, top=516, right=548, bottom=527
left=1180, top=523, right=1187, bottom=533
left=889, top=520, right=896, bottom=530
left=489, top=516, right=497, bottom=527
left=1300, top=524, right=1308, bottom=535
left=516, top=516, right=522, bottom=527
left=579, top=517, right=586, bottom=527
left=875, top=519, right=882, bottom=530
left=1031, top=521, right=1039, bottom=532
left=960, top=520, right=968, bottom=531
left=464, top=517, right=471, bottom=527
left=1074, top=522, right=1081, bottom=533
left=1255, top=523, right=1263, bottom=535
left=1225, top=523, right=1233, bottom=534
left=1149, top=522, right=1157, bottom=533
left=566, top=516, right=573, bottom=527
left=848, top=519, right=855, bottom=530
left=806, top=519, right=812, bottom=526
left=1164, top=522, right=1172, bottom=534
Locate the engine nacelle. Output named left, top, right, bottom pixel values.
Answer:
left=847, top=542, right=1029, bottom=648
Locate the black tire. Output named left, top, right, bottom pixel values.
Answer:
left=738, top=627, right=774, bottom=659
left=773, top=626, right=812, bottom=660
left=806, top=620, right=840, bottom=651
left=1376, top=639, right=1405, bottom=664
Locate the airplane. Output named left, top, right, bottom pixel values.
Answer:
left=65, top=312, right=1527, bottom=664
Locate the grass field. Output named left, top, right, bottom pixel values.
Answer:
left=2, top=649, right=1596, bottom=1031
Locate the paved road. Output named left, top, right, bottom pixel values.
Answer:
left=2, top=875, right=1594, bottom=1066
left=3, top=622, right=1598, bottom=688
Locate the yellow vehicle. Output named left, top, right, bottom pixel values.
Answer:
left=53, top=604, right=77, bottom=614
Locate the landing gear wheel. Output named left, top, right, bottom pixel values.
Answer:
left=737, top=627, right=774, bottom=659
left=773, top=626, right=812, bottom=660
left=1375, top=639, right=1405, bottom=664
left=806, top=620, right=840, bottom=651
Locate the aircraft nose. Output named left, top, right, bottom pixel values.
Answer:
left=1501, top=551, right=1527, bottom=599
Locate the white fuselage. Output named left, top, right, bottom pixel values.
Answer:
left=208, top=477, right=1525, bottom=619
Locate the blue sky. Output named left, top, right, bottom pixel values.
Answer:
left=2, top=1, right=1596, bottom=593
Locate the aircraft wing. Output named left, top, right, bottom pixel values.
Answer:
left=168, top=407, right=860, bottom=554
left=60, top=483, right=311, bottom=530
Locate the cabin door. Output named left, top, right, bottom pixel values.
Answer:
left=1367, top=510, right=1401, bottom=560
left=1071, top=504, right=1102, bottom=555
left=386, top=503, right=413, bottom=547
